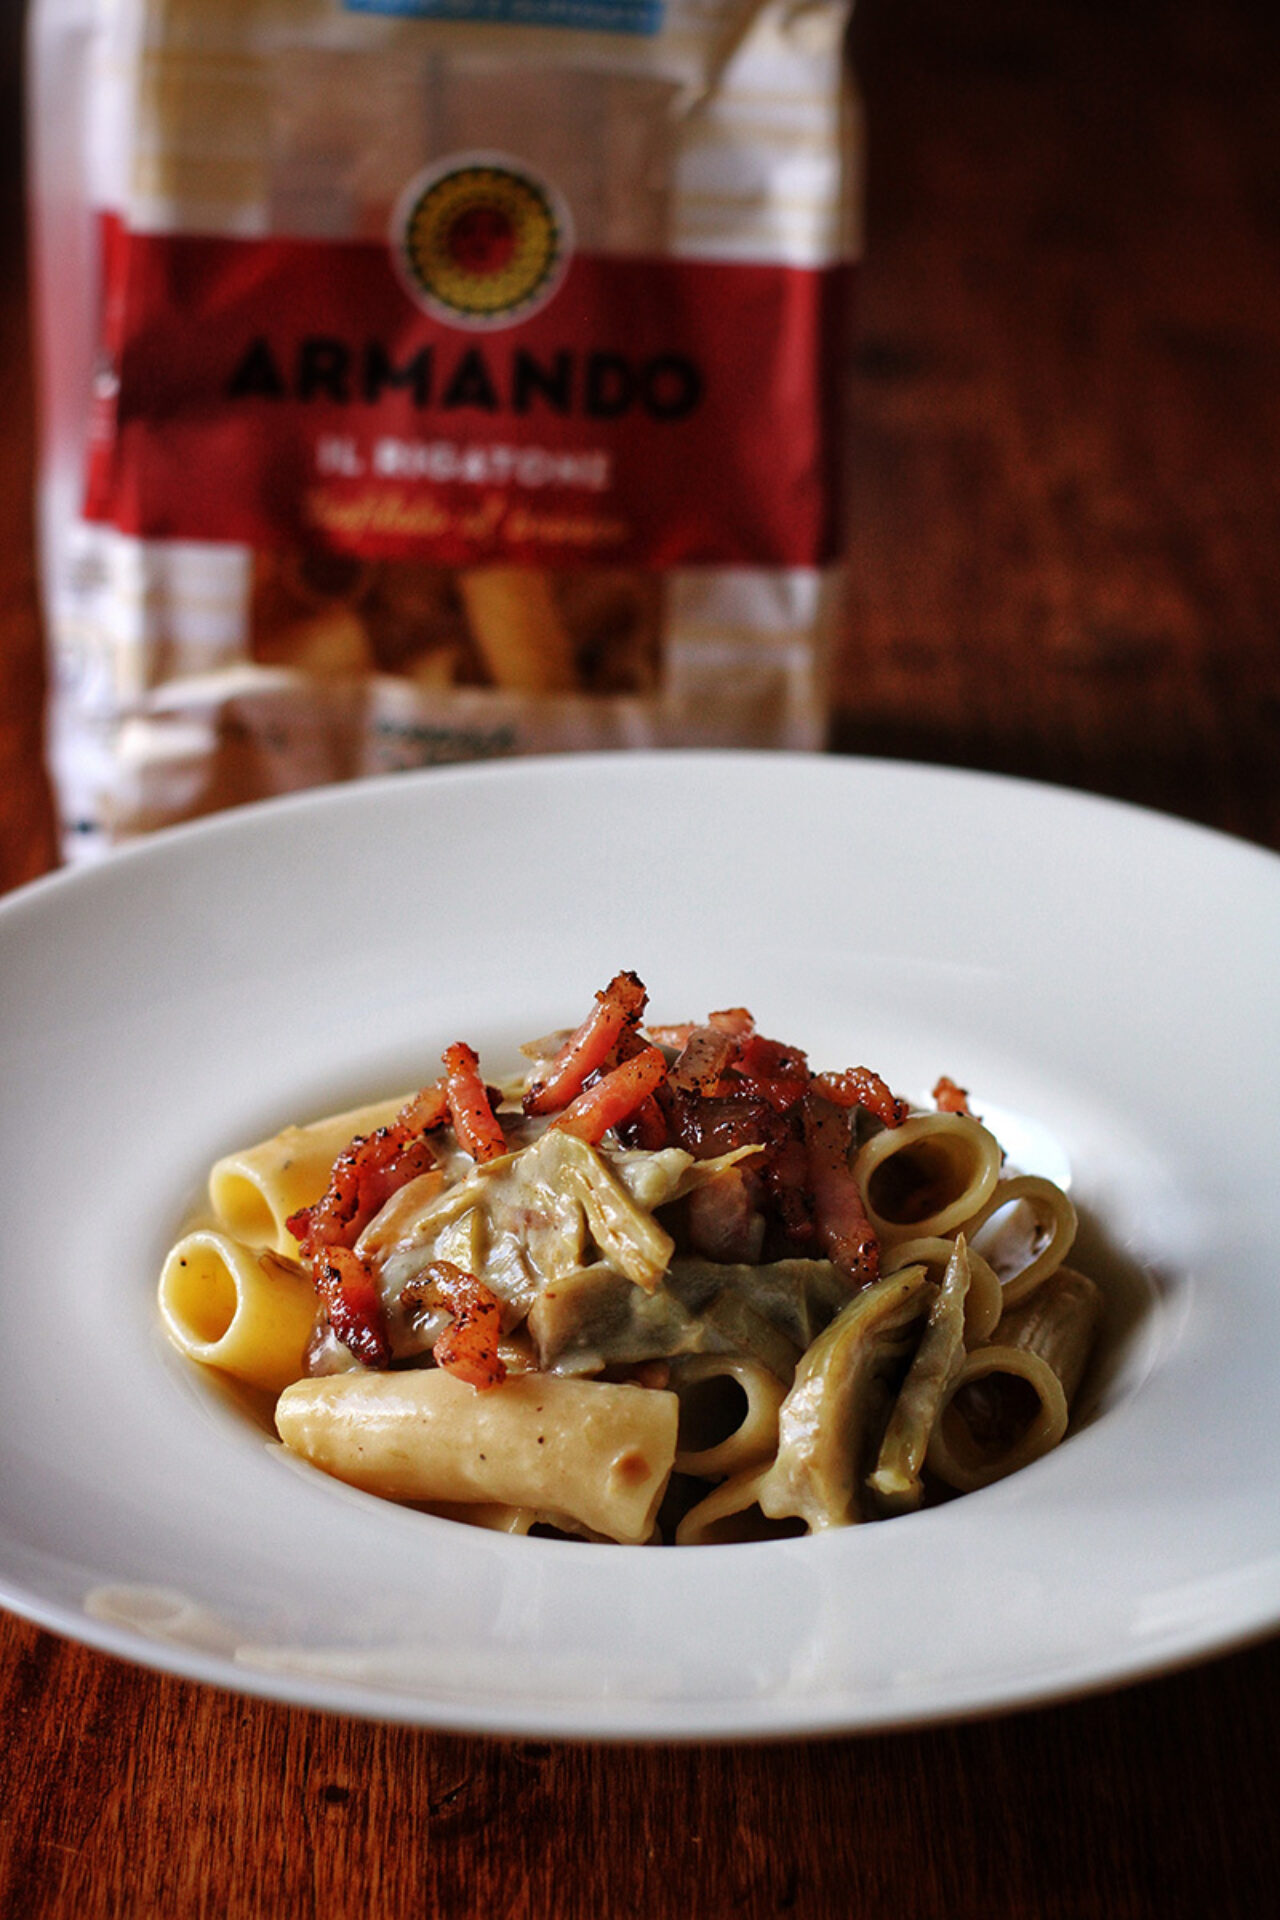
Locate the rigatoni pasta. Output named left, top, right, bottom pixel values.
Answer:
left=159, top=1231, right=317, bottom=1395
left=275, top=1370, right=677, bottom=1545
left=925, top=1267, right=1102, bottom=1491
left=159, top=971, right=1106, bottom=1542
left=208, top=1096, right=410, bottom=1259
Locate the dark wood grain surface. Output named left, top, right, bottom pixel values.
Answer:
left=2, top=2, right=1278, bottom=1915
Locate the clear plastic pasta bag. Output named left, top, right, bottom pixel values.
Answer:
left=28, top=0, right=860, bottom=857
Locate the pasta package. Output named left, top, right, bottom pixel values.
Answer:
left=28, top=0, right=861, bottom=859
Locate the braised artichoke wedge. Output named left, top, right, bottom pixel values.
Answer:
left=868, top=1236, right=973, bottom=1513
left=758, top=1265, right=936, bottom=1530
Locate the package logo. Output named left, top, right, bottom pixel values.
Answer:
left=394, top=154, right=573, bottom=329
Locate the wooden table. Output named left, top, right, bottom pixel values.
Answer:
left=3, top=1, right=1278, bottom=1913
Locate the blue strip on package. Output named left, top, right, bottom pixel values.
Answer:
left=345, top=0, right=664, bottom=35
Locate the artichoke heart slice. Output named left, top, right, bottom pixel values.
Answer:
left=666, top=1255, right=854, bottom=1354
left=758, top=1266, right=936, bottom=1531
left=544, top=1132, right=676, bottom=1290
left=869, top=1236, right=973, bottom=1513
left=604, top=1142, right=759, bottom=1214
left=529, top=1261, right=800, bottom=1381
left=366, top=1127, right=677, bottom=1318
left=530, top=1262, right=709, bottom=1373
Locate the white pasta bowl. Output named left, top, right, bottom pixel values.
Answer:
left=0, top=750, right=1277, bottom=1738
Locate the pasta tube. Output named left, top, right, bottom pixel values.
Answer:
left=209, top=1096, right=409, bottom=1256
left=421, top=1502, right=653, bottom=1544
left=159, top=1229, right=317, bottom=1394
left=275, top=1370, right=678, bottom=1545
left=670, top=1355, right=787, bottom=1481
left=675, top=1465, right=806, bottom=1547
left=926, top=1267, right=1102, bottom=1491
left=458, top=568, right=578, bottom=693
left=855, top=1113, right=1003, bottom=1245
left=964, top=1174, right=1078, bottom=1308
left=883, top=1233, right=1003, bottom=1344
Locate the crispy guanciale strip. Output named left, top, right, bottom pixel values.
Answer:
left=442, top=1041, right=508, bottom=1163
left=407, top=1259, right=507, bottom=1390
left=642, top=1021, right=696, bottom=1049
left=733, top=1031, right=811, bottom=1111
left=523, top=970, right=648, bottom=1115
left=669, top=1024, right=740, bottom=1095
left=287, top=1113, right=439, bottom=1262
left=933, top=1075, right=972, bottom=1115
left=315, top=1246, right=392, bottom=1369
left=608, top=1026, right=671, bottom=1147
left=813, top=1065, right=909, bottom=1129
left=760, top=1123, right=817, bottom=1254
left=644, top=1007, right=752, bottom=1050
left=396, top=1082, right=451, bottom=1134
left=803, top=1093, right=880, bottom=1283
left=662, top=1086, right=782, bottom=1160
left=610, top=1078, right=668, bottom=1150
left=616, top=1092, right=669, bottom=1150
left=707, top=1006, right=755, bottom=1039
left=551, top=1044, right=669, bottom=1145
left=287, top=1085, right=450, bottom=1365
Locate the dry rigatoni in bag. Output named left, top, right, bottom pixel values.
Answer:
left=29, top=0, right=860, bottom=855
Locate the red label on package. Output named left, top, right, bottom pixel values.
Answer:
left=84, top=213, right=850, bottom=569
